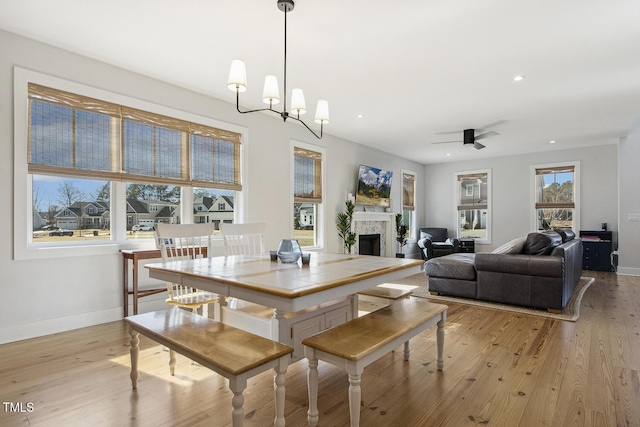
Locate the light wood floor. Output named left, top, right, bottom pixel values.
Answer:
left=1, top=271, right=639, bottom=427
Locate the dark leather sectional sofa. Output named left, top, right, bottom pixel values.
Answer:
left=423, top=229, right=583, bottom=311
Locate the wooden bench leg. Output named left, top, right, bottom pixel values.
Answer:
left=273, top=357, right=288, bottom=427
left=228, top=377, right=247, bottom=427
left=307, top=355, right=319, bottom=427
left=169, top=349, right=177, bottom=375
left=436, top=318, right=445, bottom=371
left=128, top=325, right=139, bottom=389
left=348, top=372, right=362, bottom=427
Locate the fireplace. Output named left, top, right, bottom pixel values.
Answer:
left=359, top=234, right=381, bottom=256
left=351, top=211, right=395, bottom=257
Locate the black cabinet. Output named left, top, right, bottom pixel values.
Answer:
left=458, top=239, right=475, bottom=254
left=580, top=230, right=613, bottom=271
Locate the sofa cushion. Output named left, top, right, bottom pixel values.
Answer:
left=521, top=231, right=563, bottom=255
left=424, top=253, right=477, bottom=280
left=491, top=237, right=526, bottom=254
left=553, top=228, right=575, bottom=242
left=419, top=227, right=448, bottom=242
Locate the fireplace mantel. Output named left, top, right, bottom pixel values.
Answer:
left=351, top=211, right=396, bottom=257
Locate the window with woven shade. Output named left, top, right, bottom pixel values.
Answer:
left=402, top=171, right=416, bottom=238
left=455, top=169, right=491, bottom=243
left=26, top=82, right=242, bottom=245
left=293, top=145, right=323, bottom=248
left=534, top=164, right=576, bottom=230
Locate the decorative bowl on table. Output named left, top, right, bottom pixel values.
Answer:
left=276, top=239, right=302, bottom=263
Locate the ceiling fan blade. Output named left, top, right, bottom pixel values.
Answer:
left=474, top=141, right=486, bottom=150
left=474, top=131, right=499, bottom=141
left=477, top=120, right=507, bottom=131
left=434, top=130, right=461, bottom=135
left=431, top=140, right=461, bottom=144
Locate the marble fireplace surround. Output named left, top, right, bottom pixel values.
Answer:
left=351, top=211, right=396, bottom=257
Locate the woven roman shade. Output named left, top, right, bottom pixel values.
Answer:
left=28, top=83, right=242, bottom=190
left=457, top=172, right=488, bottom=210
left=293, top=147, right=322, bottom=204
left=535, top=165, right=574, bottom=209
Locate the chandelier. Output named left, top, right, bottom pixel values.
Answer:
left=227, top=0, right=329, bottom=139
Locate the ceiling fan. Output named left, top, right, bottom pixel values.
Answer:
left=433, top=126, right=501, bottom=150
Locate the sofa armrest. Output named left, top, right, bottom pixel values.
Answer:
left=475, top=253, right=563, bottom=278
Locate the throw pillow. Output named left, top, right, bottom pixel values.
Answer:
left=491, top=237, right=526, bottom=254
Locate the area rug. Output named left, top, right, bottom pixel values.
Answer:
left=388, top=274, right=595, bottom=322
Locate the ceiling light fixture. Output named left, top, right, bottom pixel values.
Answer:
left=549, top=140, right=556, bottom=144
left=227, top=0, right=329, bottom=139
left=513, top=75, right=525, bottom=82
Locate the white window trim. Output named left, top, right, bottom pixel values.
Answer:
left=290, top=139, right=325, bottom=250
left=453, top=168, right=492, bottom=245
left=530, top=161, right=580, bottom=233
left=401, top=168, right=417, bottom=241
left=13, top=67, right=248, bottom=260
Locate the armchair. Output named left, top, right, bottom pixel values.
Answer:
left=417, top=227, right=459, bottom=261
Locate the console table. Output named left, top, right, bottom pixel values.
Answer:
left=121, top=249, right=165, bottom=317
left=579, top=230, right=613, bottom=271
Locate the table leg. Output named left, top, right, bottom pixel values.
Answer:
left=307, top=353, right=319, bottom=427
left=128, top=325, right=139, bottom=389
left=123, top=257, right=130, bottom=317
left=436, top=317, right=445, bottom=371
left=132, top=256, right=139, bottom=315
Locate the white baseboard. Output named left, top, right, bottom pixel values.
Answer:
left=616, top=266, right=640, bottom=276
left=0, top=295, right=168, bottom=345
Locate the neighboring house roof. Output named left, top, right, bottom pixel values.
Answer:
left=155, top=206, right=174, bottom=219
left=127, top=198, right=149, bottom=214
left=194, top=196, right=214, bottom=214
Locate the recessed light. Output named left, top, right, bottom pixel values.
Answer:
left=446, top=153, right=451, bottom=157
left=549, top=140, right=556, bottom=144
left=356, top=114, right=364, bottom=119
left=513, top=75, right=525, bottom=82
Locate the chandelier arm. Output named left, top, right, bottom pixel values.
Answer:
left=283, top=4, right=288, bottom=115
left=288, top=115, right=323, bottom=139
left=235, top=90, right=275, bottom=115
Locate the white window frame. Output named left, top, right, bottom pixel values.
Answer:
left=530, top=161, right=580, bottom=233
left=453, top=168, right=492, bottom=245
left=290, top=140, right=325, bottom=250
left=13, top=67, right=248, bottom=260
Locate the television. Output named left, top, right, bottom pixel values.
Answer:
left=355, top=164, right=393, bottom=207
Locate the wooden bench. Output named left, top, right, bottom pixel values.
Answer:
left=357, top=284, right=414, bottom=305
left=125, top=309, right=294, bottom=427
left=302, top=298, right=447, bottom=427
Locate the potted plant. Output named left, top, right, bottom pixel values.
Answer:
left=336, top=200, right=357, bottom=254
left=395, top=213, right=408, bottom=258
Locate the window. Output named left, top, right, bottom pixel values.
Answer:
left=455, top=169, right=491, bottom=244
left=292, top=144, right=323, bottom=248
left=402, top=171, right=416, bottom=239
left=533, top=163, right=579, bottom=231
left=15, top=68, right=246, bottom=258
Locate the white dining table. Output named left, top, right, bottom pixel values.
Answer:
left=146, top=252, right=423, bottom=360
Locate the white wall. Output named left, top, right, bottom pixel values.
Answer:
left=424, top=145, right=619, bottom=253
left=0, top=30, right=425, bottom=343
left=618, top=119, right=640, bottom=275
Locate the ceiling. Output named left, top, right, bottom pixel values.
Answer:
left=2, top=0, right=639, bottom=164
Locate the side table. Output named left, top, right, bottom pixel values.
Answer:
left=121, top=249, right=165, bottom=317
left=458, top=239, right=475, bottom=253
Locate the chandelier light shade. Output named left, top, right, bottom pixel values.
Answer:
left=262, top=75, right=280, bottom=105
left=227, top=59, right=247, bottom=93
left=227, top=0, right=328, bottom=139
left=315, top=100, right=330, bottom=124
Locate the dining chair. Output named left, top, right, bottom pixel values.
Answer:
left=219, top=222, right=267, bottom=255
left=220, top=223, right=267, bottom=312
left=156, top=223, right=218, bottom=317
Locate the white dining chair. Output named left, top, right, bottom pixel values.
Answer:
left=156, top=223, right=218, bottom=317
left=219, top=222, right=267, bottom=255
left=220, top=223, right=267, bottom=312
